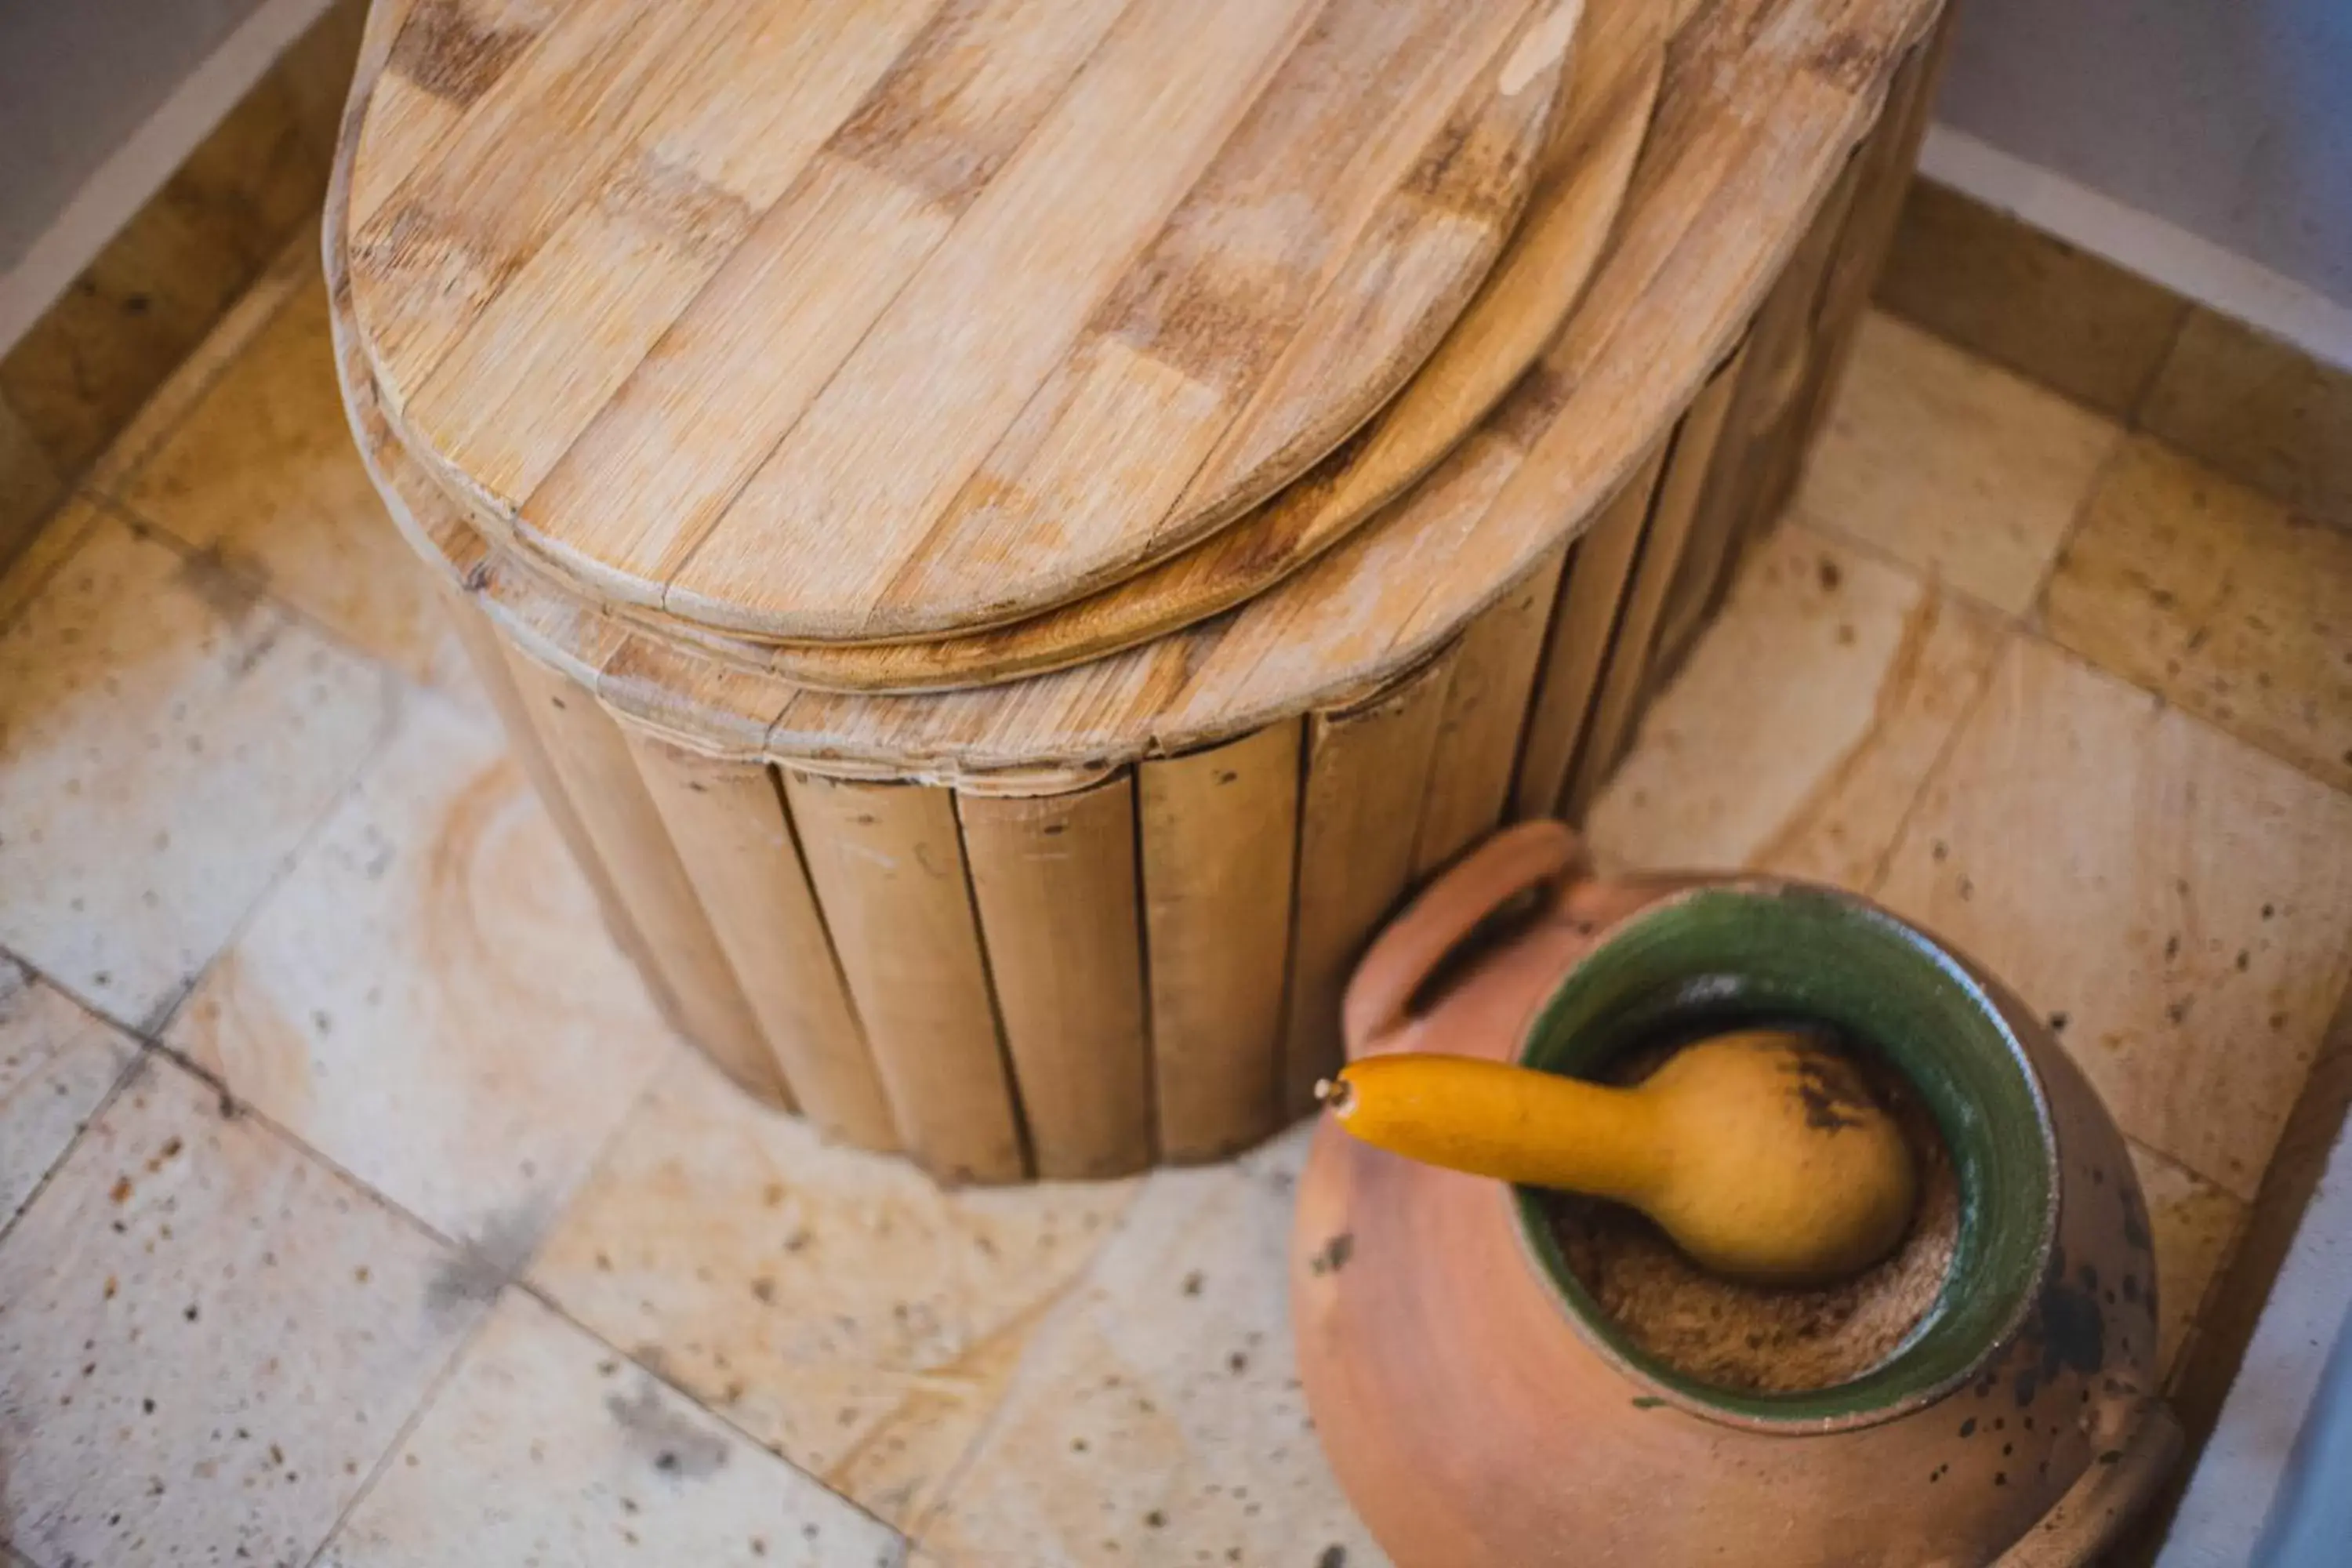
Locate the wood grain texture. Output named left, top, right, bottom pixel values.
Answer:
left=1754, top=20, right=1951, bottom=534
left=626, top=735, right=898, bottom=1152
left=752, top=0, right=1661, bottom=692
left=495, top=646, right=790, bottom=1109
left=1137, top=724, right=1301, bottom=1162
left=1508, top=446, right=1667, bottom=819
left=515, top=0, right=1127, bottom=606
left=1653, top=152, right=1863, bottom=678
left=779, top=769, right=1025, bottom=1184
left=958, top=777, right=1153, bottom=1179
left=1564, top=347, right=1742, bottom=815
left=351, top=0, right=1574, bottom=643
left=401, top=0, right=949, bottom=513
left=1284, top=655, right=1454, bottom=1119
left=1412, top=543, right=1569, bottom=876
left=334, top=0, right=1948, bottom=779
left=437, top=583, right=667, bottom=992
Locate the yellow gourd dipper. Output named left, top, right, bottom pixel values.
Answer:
left=1317, top=1030, right=1918, bottom=1284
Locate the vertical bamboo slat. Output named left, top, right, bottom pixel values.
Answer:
left=1564, top=352, right=1744, bottom=816
left=782, top=768, right=1027, bottom=1184
left=442, top=595, right=672, bottom=1007
left=1508, top=446, right=1670, bottom=820
left=1654, top=152, right=1863, bottom=677
left=1756, top=29, right=1951, bottom=528
left=495, top=645, right=790, bottom=1108
left=958, top=776, right=1153, bottom=1180
left=1138, top=723, right=1301, bottom=1162
left=626, top=734, right=898, bottom=1152
left=1283, top=654, right=1454, bottom=1117
left=1413, top=543, right=1570, bottom=877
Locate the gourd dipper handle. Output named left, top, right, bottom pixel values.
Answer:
left=1344, top=820, right=1589, bottom=1055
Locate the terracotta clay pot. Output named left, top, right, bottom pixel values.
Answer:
left=1293, top=822, right=2179, bottom=1566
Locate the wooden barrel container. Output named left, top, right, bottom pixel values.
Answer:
left=331, top=0, right=1951, bottom=1183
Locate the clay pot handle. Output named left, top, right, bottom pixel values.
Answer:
left=1997, top=1389, right=2180, bottom=1566
left=1343, top=819, right=1589, bottom=1057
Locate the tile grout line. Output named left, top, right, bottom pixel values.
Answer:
left=81, top=483, right=488, bottom=721
left=2030, top=631, right=2352, bottom=804
left=0, top=502, right=105, bottom=643
left=0, top=220, right=314, bottom=637
left=129, top=659, right=406, bottom=1044
left=294, top=1284, right=505, bottom=1568
left=1844, top=617, right=2339, bottom=1207
left=74, top=225, right=321, bottom=504
left=505, top=1061, right=917, bottom=1552
left=2124, top=300, right=2196, bottom=429
left=509, top=1278, right=918, bottom=1560
left=0, top=234, right=314, bottom=645
left=898, top=1224, right=1120, bottom=1548
left=524, top=1271, right=919, bottom=1552
left=2019, top=431, right=2133, bottom=638
left=0, top=1030, right=155, bottom=1260
left=1788, top=510, right=2027, bottom=631
left=0, top=1033, right=499, bottom=1568
left=1853, top=620, right=2011, bottom=902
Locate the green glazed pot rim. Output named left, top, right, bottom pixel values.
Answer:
left=1504, top=877, right=2059, bottom=1435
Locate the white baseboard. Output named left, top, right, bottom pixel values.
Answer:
left=1918, top=124, right=2352, bottom=375
left=2155, top=1110, right=2352, bottom=1566
left=0, top=0, right=336, bottom=356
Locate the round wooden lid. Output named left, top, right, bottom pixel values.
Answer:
left=760, top=0, right=1664, bottom=692
left=347, top=0, right=1584, bottom=644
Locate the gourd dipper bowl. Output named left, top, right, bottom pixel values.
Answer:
left=1291, top=821, right=2179, bottom=1566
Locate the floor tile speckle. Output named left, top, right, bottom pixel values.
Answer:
left=2044, top=437, right=2352, bottom=793
left=914, top=1129, right=1386, bottom=1568
left=117, top=270, right=477, bottom=700
left=318, top=1289, right=905, bottom=1568
left=1792, top=312, right=2122, bottom=615
left=0, top=1052, right=485, bottom=1568
left=0, top=953, right=140, bottom=1225
left=529, top=1051, right=1135, bottom=1530
left=1876, top=639, right=2352, bottom=1200
left=1589, top=522, right=2005, bottom=886
left=0, top=510, right=394, bottom=1025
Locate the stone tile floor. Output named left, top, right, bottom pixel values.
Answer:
left=1, top=241, right=2347, bottom=1566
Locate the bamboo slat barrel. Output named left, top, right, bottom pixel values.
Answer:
left=332, top=0, right=1953, bottom=1184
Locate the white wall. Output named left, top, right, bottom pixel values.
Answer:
left=1926, top=0, right=2352, bottom=364
left=0, top=0, right=333, bottom=352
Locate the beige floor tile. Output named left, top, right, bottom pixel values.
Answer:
left=0, top=512, right=395, bottom=1025
left=915, top=1129, right=1382, bottom=1568
left=2141, top=307, right=2352, bottom=532
left=0, top=1052, right=485, bottom=1568
left=2126, top=1137, right=2248, bottom=1383
left=1873, top=180, right=2188, bottom=420
left=165, top=692, right=675, bottom=1249
left=1876, top=638, right=2352, bottom=1200
left=0, top=492, right=103, bottom=634
left=77, top=230, right=318, bottom=498
left=1791, top=312, right=2122, bottom=614
left=2043, top=437, right=2352, bottom=793
left=1, top=392, right=65, bottom=574
left=528, top=1051, right=1137, bottom=1530
left=0, top=954, right=140, bottom=1223
left=1588, top=523, right=2004, bottom=887
left=116, top=272, right=474, bottom=695
left=320, top=1289, right=903, bottom=1568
